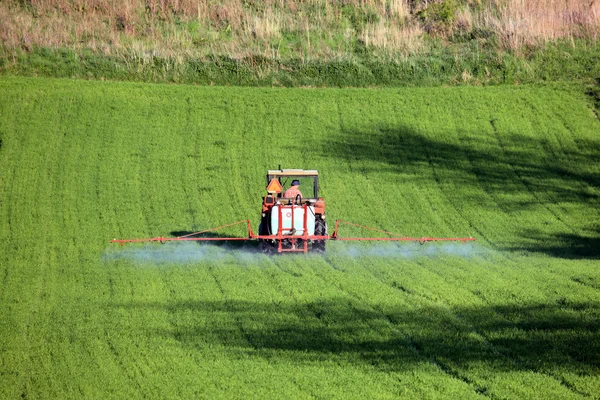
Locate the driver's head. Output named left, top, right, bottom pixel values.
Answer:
left=291, top=180, right=300, bottom=187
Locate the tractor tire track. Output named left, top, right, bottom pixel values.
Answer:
left=532, top=95, right=600, bottom=219
left=340, top=256, right=498, bottom=395
left=261, top=257, right=326, bottom=399
left=310, top=255, right=491, bottom=399
left=550, top=108, right=600, bottom=209
left=208, top=260, right=317, bottom=399
left=337, top=99, right=458, bottom=246
left=456, top=134, right=519, bottom=214
left=488, top=119, right=577, bottom=233
left=351, top=255, right=593, bottom=399
left=417, top=134, right=497, bottom=252
left=96, top=122, right=144, bottom=395
left=401, top=255, right=593, bottom=398
left=0, top=130, right=20, bottom=301
left=523, top=97, right=584, bottom=216
left=570, top=276, right=600, bottom=291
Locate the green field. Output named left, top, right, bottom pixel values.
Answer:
left=1, top=77, right=599, bottom=399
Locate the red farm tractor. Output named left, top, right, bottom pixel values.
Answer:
left=258, top=169, right=328, bottom=254
left=111, top=168, right=475, bottom=253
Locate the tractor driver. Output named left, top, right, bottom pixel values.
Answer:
left=283, top=180, right=302, bottom=198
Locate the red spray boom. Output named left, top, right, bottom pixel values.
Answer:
left=111, top=169, right=475, bottom=253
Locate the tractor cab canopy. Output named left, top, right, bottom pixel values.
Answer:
left=267, top=169, right=319, bottom=200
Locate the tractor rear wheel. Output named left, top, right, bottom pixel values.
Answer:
left=259, top=241, right=275, bottom=255
left=313, top=219, right=327, bottom=253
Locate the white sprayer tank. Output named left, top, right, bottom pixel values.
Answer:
left=270, top=205, right=316, bottom=236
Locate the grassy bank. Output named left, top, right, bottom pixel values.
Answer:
left=1, top=0, right=599, bottom=86
left=2, top=39, right=600, bottom=87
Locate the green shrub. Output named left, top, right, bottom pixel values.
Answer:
left=417, top=0, right=462, bottom=34
left=342, top=5, right=380, bottom=31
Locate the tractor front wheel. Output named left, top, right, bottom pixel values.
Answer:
left=258, top=217, right=275, bottom=255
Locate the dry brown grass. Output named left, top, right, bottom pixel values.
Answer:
left=0, top=0, right=598, bottom=60
left=362, top=19, right=425, bottom=56
left=479, top=0, right=600, bottom=51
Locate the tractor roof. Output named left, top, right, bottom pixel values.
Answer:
left=267, top=169, right=318, bottom=176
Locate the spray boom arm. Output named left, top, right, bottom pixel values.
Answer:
left=111, top=219, right=475, bottom=246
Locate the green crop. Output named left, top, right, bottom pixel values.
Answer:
left=0, top=77, right=599, bottom=399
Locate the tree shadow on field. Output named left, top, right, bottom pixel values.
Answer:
left=508, top=229, right=600, bottom=259
left=124, top=298, right=600, bottom=379
left=318, top=123, right=600, bottom=258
